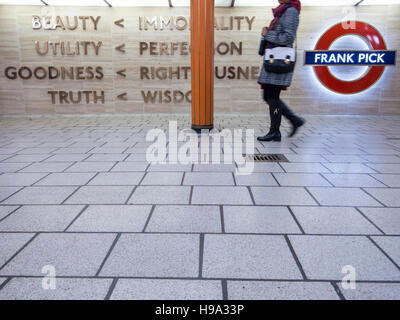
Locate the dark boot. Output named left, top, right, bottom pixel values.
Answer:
left=280, top=100, right=305, bottom=137
left=257, top=129, right=281, bottom=142
left=258, top=99, right=282, bottom=142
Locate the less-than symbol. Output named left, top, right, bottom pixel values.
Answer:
left=114, top=19, right=124, bottom=28
left=116, top=69, right=126, bottom=77
left=115, top=44, right=125, bottom=53
left=117, top=93, right=127, bottom=101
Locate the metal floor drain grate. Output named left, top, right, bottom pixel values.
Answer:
left=245, top=154, right=289, bottom=162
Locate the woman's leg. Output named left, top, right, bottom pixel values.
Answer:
left=280, top=100, right=305, bottom=137
left=258, top=85, right=283, bottom=142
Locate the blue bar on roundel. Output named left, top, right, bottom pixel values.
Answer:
left=304, top=50, right=397, bottom=66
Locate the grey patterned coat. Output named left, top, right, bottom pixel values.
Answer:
left=258, top=7, right=300, bottom=87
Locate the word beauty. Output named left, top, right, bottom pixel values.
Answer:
left=32, top=16, right=101, bottom=30
left=305, top=51, right=396, bottom=65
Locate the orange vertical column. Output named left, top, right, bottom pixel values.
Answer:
left=191, top=0, right=214, bottom=131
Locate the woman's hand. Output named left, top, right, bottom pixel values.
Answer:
left=261, top=27, right=268, bottom=37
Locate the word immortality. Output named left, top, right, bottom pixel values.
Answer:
left=139, top=16, right=256, bottom=31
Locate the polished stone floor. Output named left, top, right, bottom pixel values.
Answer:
left=0, top=114, right=399, bottom=300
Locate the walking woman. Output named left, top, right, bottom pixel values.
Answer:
left=257, top=0, right=304, bottom=142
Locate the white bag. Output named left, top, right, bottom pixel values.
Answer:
left=264, top=47, right=296, bottom=62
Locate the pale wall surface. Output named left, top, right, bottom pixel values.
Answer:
left=0, top=5, right=399, bottom=115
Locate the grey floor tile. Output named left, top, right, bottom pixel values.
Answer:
left=20, top=163, right=73, bottom=173
left=184, top=172, right=234, bottom=186
left=251, top=187, right=317, bottom=206
left=359, top=208, right=400, bottom=234
left=322, top=155, right=366, bottom=163
left=0, top=187, right=22, bottom=202
left=85, top=154, right=128, bottom=162
left=0, top=233, right=35, bottom=267
left=308, top=187, right=382, bottom=207
left=0, top=233, right=116, bottom=276
left=223, top=206, right=301, bottom=234
left=35, top=173, right=96, bottom=186
left=228, top=281, right=339, bottom=300
left=192, top=187, right=253, bottom=205
left=323, top=174, right=386, bottom=188
left=280, top=163, right=330, bottom=173
left=291, top=148, right=332, bottom=155
left=234, top=173, right=278, bottom=186
left=0, top=163, right=31, bottom=173
left=274, top=173, right=331, bottom=187
left=322, top=163, right=377, bottom=174
left=44, top=154, right=89, bottom=162
left=0, top=173, right=48, bottom=187
left=88, top=172, right=144, bottom=186
left=371, top=236, right=400, bottom=267
left=0, top=205, right=83, bottom=232
left=0, top=277, right=113, bottom=300
left=100, top=234, right=199, bottom=277
left=66, top=162, right=115, bottom=173
left=251, top=163, right=284, bottom=173
left=364, top=188, right=400, bottom=207
left=0, top=155, right=12, bottom=161
left=18, top=148, right=57, bottom=154
left=341, top=283, right=400, bottom=300
left=371, top=174, right=400, bottom=187
left=65, top=186, right=133, bottom=205
left=3, top=185, right=75, bottom=205
left=111, top=162, right=149, bottom=172
left=0, top=187, right=21, bottom=202
left=147, top=164, right=192, bottom=172
left=146, top=205, right=221, bottom=233
left=90, top=147, right=127, bottom=154
left=289, top=235, right=400, bottom=281
left=362, top=155, right=400, bottom=163
left=142, top=172, right=184, bottom=186
left=284, top=155, right=327, bottom=163
left=291, top=207, right=381, bottom=235
left=125, top=153, right=163, bottom=162
left=203, top=234, right=303, bottom=279
left=110, top=279, right=222, bottom=300
left=0, top=206, right=18, bottom=220
left=4, top=154, right=51, bottom=162
left=68, top=205, right=151, bottom=232
left=2, top=187, right=77, bottom=205
left=53, top=148, right=93, bottom=154
left=193, top=164, right=236, bottom=172
left=129, top=186, right=190, bottom=204
left=365, top=163, right=400, bottom=174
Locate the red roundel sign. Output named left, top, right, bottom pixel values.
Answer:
left=314, top=21, right=387, bottom=94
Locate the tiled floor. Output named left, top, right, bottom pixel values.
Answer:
left=0, top=114, right=399, bottom=300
